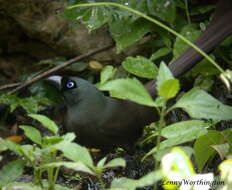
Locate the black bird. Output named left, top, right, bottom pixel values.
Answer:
left=48, top=0, right=232, bottom=149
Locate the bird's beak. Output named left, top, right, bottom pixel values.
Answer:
left=45, top=75, right=62, bottom=90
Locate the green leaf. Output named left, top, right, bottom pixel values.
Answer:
left=0, top=95, right=39, bottom=113
left=76, top=7, right=111, bottom=31
left=29, top=114, right=58, bottom=135
left=110, top=171, right=161, bottom=190
left=172, top=24, right=201, bottom=60
left=20, top=97, right=39, bottom=114
left=97, top=157, right=107, bottom=169
left=99, top=78, right=157, bottom=107
left=149, top=47, right=171, bottom=61
left=100, top=66, right=117, bottom=84
left=110, top=18, right=151, bottom=52
left=161, top=120, right=210, bottom=139
left=157, top=62, right=174, bottom=91
left=41, top=161, right=95, bottom=176
left=56, top=142, right=93, bottom=168
left=159, top=79, right=180, bottom=99
left=20, top=145, right=36, bottom=162
left=104, top=158, right=126, bottom=169
left=122, top=56, right=158, bottom=79
left=19, top=125, right=42, bottom=145
left=43, top=136, right=63, bottom=146
left=144, top=123, right=208, bottom=159
left=194, top=130, right=224, bottom=171
left=151, top=0, right=176, bottom=24
left=0, top=160, right=25, bottom=187
left=0, top=138, right=22, bottom=156
left=172, top=88, right=232, bottom=120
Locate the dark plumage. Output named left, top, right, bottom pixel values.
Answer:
left=48, top=0, right=232, bottom=149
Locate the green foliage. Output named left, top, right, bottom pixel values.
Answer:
left=0, top=95, right=51, bottom=114
left=0, top=114, right=125, bottom=190
left=156, top=62, right=174, bottom=91
left=172, top=88, right=232, bottom=120
left=100, top=78, right=157, bottom=107
left=194, top=130, right=225, bottom=171
left=151, top=0, right=176, bottom=24
left=110, top=171, right=161, bottom=190
left=0, top=160, right=26, bottom=187
left=29, top=114, right=58, bottom=135
left=159, top=79, right=180, bottom=99
left=3, top=0, right=232, bottom=189
left=122, top=56, right=158, bottom=79
left=172, top=24, right=201, bottom=60
left=110, top=18, right=151, bottom=52
left=149, top=47, right=171, bottom=61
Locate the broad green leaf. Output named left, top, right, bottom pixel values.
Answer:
left=29, top=114, right=58, bottom=135
left=194, top=130, right=224, bottom=171
left=149, top=47, right=171, bottom=61
left=19, top=125, right=42, bottom=145
left=97, top=157, right=107, bottom=169
left=151, top=0, right=176, bottom=24
left=110, top=18, right=151, bottom=52
left=144, top=128, right=207, bottom=159
left=0, top=160, right=25, bottom=187
left=122, top=56, right=158, bottom=79
left=156, top=62, right=174, bottom=91
left=56, top=142, right=93, bottom=167
left=100, top=66, right=117, bottom=84
left=172, top=24, right=201, bottom=60
left=0, top=138, right=22, bottom=156
left=99, top=78, right=157, bottom=107
left=41, top=161, right=95, bottom=176
left=172, top=88, right=232, bottom=120
left=104, top=158, right=126, bottom=169
left=159, top=79, right=180, bottom=99
left=61, top=132, right=76, bottom=142
left=110, top=171, right=161, bottom=190
left=43, top=136, right=63, bottom=146
left=80, top=7, right=111, bottom=31
left=161, top=120, right=210, bottom=139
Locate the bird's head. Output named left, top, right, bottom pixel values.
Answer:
left=46, top=76, right=105, bottom=106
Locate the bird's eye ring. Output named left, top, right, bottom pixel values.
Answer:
left=66, top=80, right=75, bottom=89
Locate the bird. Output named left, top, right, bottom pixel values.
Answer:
left=47, top=0, right=232, bottom=149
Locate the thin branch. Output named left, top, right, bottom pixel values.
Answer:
left=0, top=82, right=22, bottom=91
left=8, top=44, right=114, bottom=95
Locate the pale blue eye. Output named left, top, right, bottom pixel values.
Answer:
left=66, top=81, right=75, bottom=88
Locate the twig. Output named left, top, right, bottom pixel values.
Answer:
left=8, top=44, right=114, bottom=95
left=0, top=82, right=22, bottom=91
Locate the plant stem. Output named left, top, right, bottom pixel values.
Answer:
left=154, top=107, right=166, bottom=170
left=184, top=0, right=191, bottom=24
left=68, top=2, right=224, bottom=74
